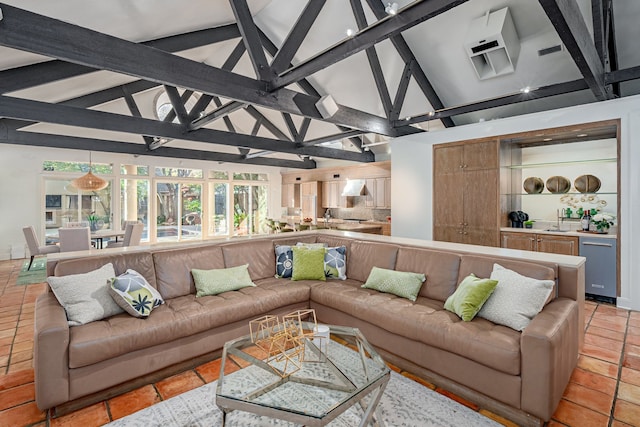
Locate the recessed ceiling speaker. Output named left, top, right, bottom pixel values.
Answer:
left=315, top=95, right=339, bottom=119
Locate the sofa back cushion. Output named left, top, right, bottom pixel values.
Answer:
left=347, top=241, right=399, bottom=282
left=315, top=235, right=354, bottom=252
left=271, top=235, right=318, bottom=247
left=53, top=252, right=156, bottom=288
left=153, top=245, right=225, bottom=299
left=222, top=239, right=276, bottom=280
left=395, top=247, right=461, bottom=301
left=457, top=255, right=557, bottom=303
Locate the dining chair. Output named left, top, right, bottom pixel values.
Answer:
left=58, top=227, right=92, bottom=252
left=22, top=226, right=60, bottom=270
left=107, top=223, right=144, bottom=248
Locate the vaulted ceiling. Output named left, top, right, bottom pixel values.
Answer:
left=0, top=0, right=638, bottom=169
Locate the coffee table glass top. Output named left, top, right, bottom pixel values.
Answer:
left=216, top=323, right=390, bottom=426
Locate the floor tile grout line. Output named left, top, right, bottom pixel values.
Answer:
left=606, top=306, right=629, bottom=427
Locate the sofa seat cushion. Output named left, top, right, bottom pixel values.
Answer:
left=310, top=281, right=521, bottom=375
left=68, top=280, right=312, bottom=368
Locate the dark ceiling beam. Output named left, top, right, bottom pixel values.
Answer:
left=271, top=0, right=467, bottom=90
left=163, top=86, right=191, bottom=125
left=270, top=0, right=326, bottom=75
left=189, top=100, right=247, bottom=130
left=245, top=106, right=291, bottom=141
left=298, top=117, right=311, bottom=142
left=0, top=120, right=316, bottom=169
left=398, top=79, right=590, bottom=126
left=604, top=0, right=620, bottom=97
left=281, top=113, right=299, bottom=141
left=539, top=0, right=611, bottom=101
left=251, top=117, right=263, bottom=136
left=212, top=97, right=238, bottom=133
left=0, top=4, right=398, bottom=136
left=391, top=60, right=413, bottom=122
left=229, top=0, right=271, bottom=82
left=0, top=95, right=373, bottom=162
left=592, top=0, right=606, bottom=65
left=0, top=23, right=241, bottom=94
left=149, top=88, right=195, bottom=149
left=350, top=0, right=393, bottom=118
left=121, top=86, right=155, bottom=149
left=606, top=66, right=640, bottom=85
left=365, top=0, right=455, bottom=128
left=299, top=130, right=365, bottom=147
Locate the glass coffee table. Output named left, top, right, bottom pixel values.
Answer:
left=216, top=323, right=390, bottom=426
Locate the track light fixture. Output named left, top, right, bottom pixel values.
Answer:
left=385, top=2, right=398, bottom=15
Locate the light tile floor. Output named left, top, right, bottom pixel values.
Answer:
left=1, top=258, right=639, bottom=426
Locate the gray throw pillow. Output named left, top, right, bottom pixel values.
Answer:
left=47, top=263, right=124, bottom=326
left=108, top=269, right=164, bottom=318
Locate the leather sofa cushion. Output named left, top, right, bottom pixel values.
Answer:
left=347, top=241, right=399, bottom=282
left=395, top=247, right=461, bottom=302
left=153, top=245, right=225, bottom=299
left=68, top=278, right=311, bottom=368
left=222, top=240, right=276, bottom=280
left=316, top=235, right=354, bottom=252
left=311, top=281, right=521, bottom=375
left=53, top=252, right=157, bottom=288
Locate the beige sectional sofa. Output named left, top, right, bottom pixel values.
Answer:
left=36, top=230, right=584, bottom=426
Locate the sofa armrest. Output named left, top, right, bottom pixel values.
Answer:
left=520, top=297, right=579, bottom=421
left=34, top=292, right=70, bottom=410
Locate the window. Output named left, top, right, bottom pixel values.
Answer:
left=233, top=184, right=268, bottom=236
left=208, top=182, right=229, bottom=236
left=155, top=167, right=203, bottom=178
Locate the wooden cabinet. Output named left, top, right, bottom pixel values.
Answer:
left=281, top=183, right=299, bottom=208
left=433, top=139, right=500, bottom=246
left=364, top=178, right=391, bottom=209
left=321, top=181, right=352, bottom=208
left=501, top=231, right=579, bottom=256
left=300, top=181, right=322, bottom=219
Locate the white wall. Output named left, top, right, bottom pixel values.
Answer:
left=0, top=145, right=283, bottom=261
left=391, top=93, right=640, bottom=311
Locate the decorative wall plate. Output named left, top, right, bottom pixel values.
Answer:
left=523, top=177, right=544, bottom=194
left=545, top=176, right=571, bottom=194
left=574, top=174, right=601, bottom=193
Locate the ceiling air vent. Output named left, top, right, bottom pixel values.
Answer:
left=464, top=7, right=520, bottom=80
left=538, top=44, right=563, bottom=56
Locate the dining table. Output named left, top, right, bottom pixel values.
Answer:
left=90, top=229, right=126, bottom=249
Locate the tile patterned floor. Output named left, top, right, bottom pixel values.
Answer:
left=1, top=258, right=639, bottom=426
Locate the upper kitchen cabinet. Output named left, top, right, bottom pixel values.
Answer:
left=281, top=183, right=300, bottom=208
left=364, top=178, right=391, bottom=209
left=433, top=139, right=501, bottom=246
left=322, top=181, right=352, bottom=209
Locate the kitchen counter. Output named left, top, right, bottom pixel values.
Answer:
left=500, top=227, right=617, bottom=240
left=333, top=223, right=382, bottom=233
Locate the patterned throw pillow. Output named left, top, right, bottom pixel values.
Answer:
left=192, top=264, right=256, bottom=297
left=362, top=267, right=426, bottom=302
left=324, top=246, right=347, bottom=280
left=444, top=274, right=498, bottom=321
left=275, top=245, right=294, bottom=278
left=47, top=263, right=124, bottom=326
left=477, top=263, right=554, bottom=331
left=109, top=269, right=164, bottom=318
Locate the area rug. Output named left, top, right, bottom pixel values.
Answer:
left=106, top=343, right=500, bottom=427
left=16, top=257, right=47, bottom=285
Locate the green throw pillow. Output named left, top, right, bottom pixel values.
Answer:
left=291, top=246, right=326, bottom=281
left=444, top=274, right=498, bottom=321
left=362, top=267, right=426, bottom=302
left=192, top=264, right=256, bottom=297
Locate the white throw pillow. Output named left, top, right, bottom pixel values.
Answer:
left=47, top=263, right=124, bottom=326
left=477, top=263, right=554, bottom=331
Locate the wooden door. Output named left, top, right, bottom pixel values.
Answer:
left=501, top=232, right=536, bottom=251
left=463, top=168, right=499, bottom=246
left=434, top=145, right=464, bottom=243
left=537, top=235, right=579, bottom=256
left=463, top=140, right=499, bottom=171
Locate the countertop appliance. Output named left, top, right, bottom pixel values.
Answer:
left=508, top=211, right=528, bottom=228
left=579, top=236, right=617, bottom=300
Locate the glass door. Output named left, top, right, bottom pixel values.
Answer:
left=156, top=181, right=202, bottom=242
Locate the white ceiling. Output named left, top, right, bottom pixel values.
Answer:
left=1, top=0, right=638, bottom=168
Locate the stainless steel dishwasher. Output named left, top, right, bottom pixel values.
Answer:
left=579, top=236, right=617, bottom=299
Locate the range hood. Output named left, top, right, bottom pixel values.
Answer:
left=341, top=179, right=365, bottom=196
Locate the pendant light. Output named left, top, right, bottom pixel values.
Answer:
left=71, top=152, right=108, bottom=191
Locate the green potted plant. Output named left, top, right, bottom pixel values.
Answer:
left=524, top=220, right=535, bottom=229
left=87, top=212, right=101, bottom=231
left=591, top=213, right=615, bottom=233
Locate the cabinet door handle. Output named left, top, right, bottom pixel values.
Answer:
left=529, top=238, right=535, bottom=242
left=463, top=232, right=468, bottom=235
left=463, top=222, right=468, bottom=226
left=582, top=242, right=613, bottom=248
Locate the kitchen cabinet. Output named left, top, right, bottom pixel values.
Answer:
left=433, top=139, right=500, bottom=246
left=281, top=183, right=299, bottom=208
left=501, top=231, right=579, bottom=256
left=363, top=178, right=391, bottom=209
left=300, top=181, right=322, bottom=219
left=321, top=181, right=352, bottom=208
